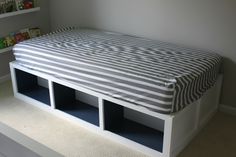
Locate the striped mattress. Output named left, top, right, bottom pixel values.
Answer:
left=13, top=28, right=222, bottom=114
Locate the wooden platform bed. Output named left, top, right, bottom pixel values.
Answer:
left=10, top=61, right=222, bottom=157
left=10, top=28, right=223, bottom=157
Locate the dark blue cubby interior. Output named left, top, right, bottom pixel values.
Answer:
left=104, top=100, right=164, bottom=152
left=53, top=82, right=99, bottom=126
left=14, top=68, right=164, bottom=152
left=15, top=69, right=50, bottom=106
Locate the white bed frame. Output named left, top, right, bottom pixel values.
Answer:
left=10, top=61, right=223, bottom=157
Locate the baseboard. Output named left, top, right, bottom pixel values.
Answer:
left=219, top=104, right=236, bottom=116
left=0, top=122, right=63, bottom=157
left=0, top=74, right=11, bottom=83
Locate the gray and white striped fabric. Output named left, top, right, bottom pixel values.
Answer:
left=13, top=28, right=222, bottom=114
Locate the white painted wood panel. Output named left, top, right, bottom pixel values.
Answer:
left=10, top=61, right=223, bottom=157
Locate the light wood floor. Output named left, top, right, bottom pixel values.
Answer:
left=0, top=81, right=236, bottom=157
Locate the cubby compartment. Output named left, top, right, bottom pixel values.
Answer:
left=103, top=100, right=164, bottom=152
left=15, top=69, right=50, bottom=106
left=53, top=82, right=99, bottom=126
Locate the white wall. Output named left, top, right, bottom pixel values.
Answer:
left=0, top=0, right=51, bottom=78
left=50, top=0, right=236, bottom=108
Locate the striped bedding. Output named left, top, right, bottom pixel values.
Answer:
left=13, top=28, right=222, bottom=114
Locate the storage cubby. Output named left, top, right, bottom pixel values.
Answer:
left=103, top=100, right=164, bottom=152
left=10, top=62, right=223, bottom=157
left=53, top=82, right=99, bottom=126
left=15, top=69, right=50, bottom=106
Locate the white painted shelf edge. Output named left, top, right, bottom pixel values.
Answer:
left=0, top=46, right=13, bottom=54
left=0, top=7, right=40, bottom=19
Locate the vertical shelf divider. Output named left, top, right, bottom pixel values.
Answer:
left=99, top=98, right=104, bottom=130
left=48, top=80, right=55, bottom=109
